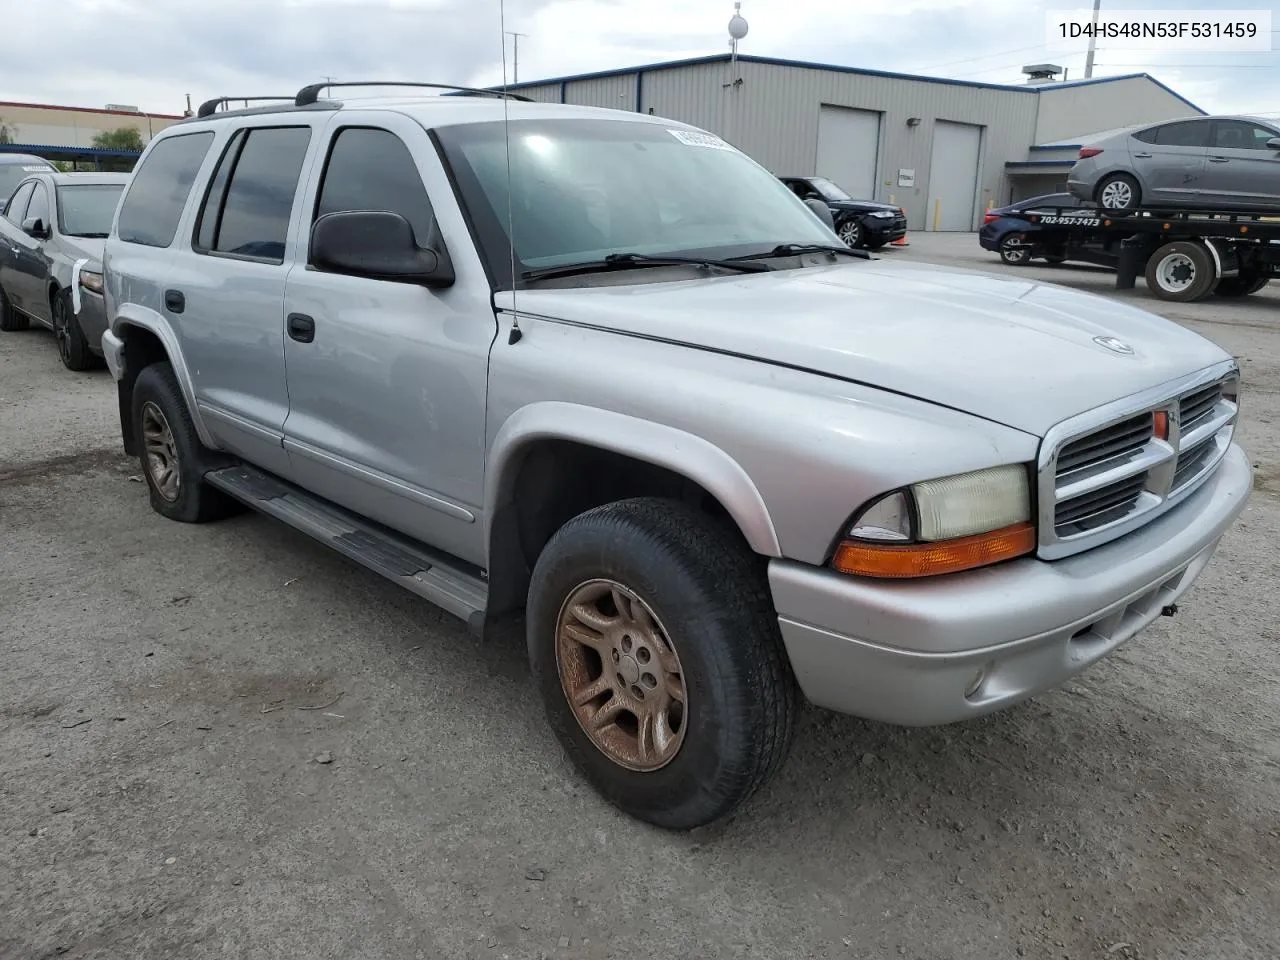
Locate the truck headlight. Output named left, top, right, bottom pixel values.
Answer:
left=79, top=270, right=104, bottom=294
left=833, top=464, right=1035, bottom=578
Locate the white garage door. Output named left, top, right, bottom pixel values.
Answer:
left=928, top=121, right=983, bottom=231
left=815, top=105, right=880, bottom=201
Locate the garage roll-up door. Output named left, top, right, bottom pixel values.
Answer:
left=815, top=105, right=880, bottom=201
left=928, top=120, right=982, bottom=231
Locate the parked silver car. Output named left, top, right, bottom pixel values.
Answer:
left=0, top=171, right=130, bottom=369
left=102, top=87, right=1250, bottom=829
left=1067, top=115, right=1280, bottom=212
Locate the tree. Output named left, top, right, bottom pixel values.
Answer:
left=0, top=119, right=13, bottom=145
left=92, top=127, right=144, bottom=152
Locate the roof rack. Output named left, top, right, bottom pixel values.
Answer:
left=294, top=81, right=532, bottom=106
left=197, top=96, right=296, bottom=118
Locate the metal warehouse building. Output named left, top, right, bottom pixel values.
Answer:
left=501, top=53, right=1204, bottom=232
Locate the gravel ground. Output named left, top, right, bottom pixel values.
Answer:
left=2, top=234, right=1277, bottom=960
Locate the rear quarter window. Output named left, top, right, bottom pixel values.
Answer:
left=117, top=131, right=215, bottom=247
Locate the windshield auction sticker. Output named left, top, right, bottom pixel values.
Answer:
left=667, top=129, right=735, bottom=150
left=1046, top=9, right=1271, bottom=52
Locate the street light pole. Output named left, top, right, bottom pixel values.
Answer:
left=1084, top=0, right=1101, bottom=78
left=505, top=32, right=528, bottom=83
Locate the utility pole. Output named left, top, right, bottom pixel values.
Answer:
left=505, top=32, right=528, bottom=83
left=1083, top=0, right=1101, bottom=78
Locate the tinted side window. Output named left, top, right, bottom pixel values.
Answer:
left=25, top=182, right=50, bottom=228
left=4, top=181, right=35, bottom=223
left=1212, top=120, right=1278, bottom=151
left=1132, top=127, right=1160, bottom=144
left=1156, top=121, right=1208, bottom=148
left=194, top=130, right=243, bottom=252
left=118, top=132, right=215, bottom=247
left=202, top=127, right=311, bottom=262
left=314, top=127, right=435, bottom=245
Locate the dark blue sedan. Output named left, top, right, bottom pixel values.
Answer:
left=979, top=192, right=1102, bottom=266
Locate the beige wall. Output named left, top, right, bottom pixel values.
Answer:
left=1032, top=77, right=1203, bottom=144
left=0, top=102, right=183, bottom=149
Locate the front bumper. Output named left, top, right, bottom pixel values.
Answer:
left=769, top=443, right=1252, bottom=726
left=100, top=327, right=125, bottom=380
left=866, top=217, right=907, bottom=243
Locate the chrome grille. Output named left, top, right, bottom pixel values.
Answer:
left=1037, top=362, right=1239, bottom=560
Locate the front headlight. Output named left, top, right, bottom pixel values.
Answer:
left=868, top=210, right=895, bottom=219
left=79, top=270, right=104, bottom=294
left=833, top=464, right=1035, bottom=578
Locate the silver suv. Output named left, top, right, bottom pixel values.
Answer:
left=101, top=83, right=1252, bottom=829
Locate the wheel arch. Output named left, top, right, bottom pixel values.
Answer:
left=483, top=402, right=782, bottom=617
left=111, top=304, right=218, bottom=453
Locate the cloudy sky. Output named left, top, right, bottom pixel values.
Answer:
left=1, top=0, right=1278, bottom=118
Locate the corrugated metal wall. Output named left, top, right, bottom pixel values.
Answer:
left=1033, top=77, right=1202, bottom=145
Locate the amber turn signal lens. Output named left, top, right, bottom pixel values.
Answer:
left=1153, top=410, right=1169, bottom=440
left=832, top=523, right=1036, bottom=579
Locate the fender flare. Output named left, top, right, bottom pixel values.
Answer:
left=485, top=401, right=782, bottom=557
left=111, top=303, right=220, bottom=450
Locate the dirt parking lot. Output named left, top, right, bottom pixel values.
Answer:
left=2, top=233, right=1277, bottom=960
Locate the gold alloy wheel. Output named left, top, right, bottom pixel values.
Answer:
left=555, top=579, right=688, bottom=772
left=141, top=401, right=181, bottom=502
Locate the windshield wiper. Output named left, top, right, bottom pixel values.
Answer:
left=522, top=251, right=773, bottom=282
left=740, top=243, right=872, bottom=261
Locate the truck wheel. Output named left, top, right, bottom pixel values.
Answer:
left=1096, top=173, right=1141, bottom=212
left=1213, top=272, right=1269, bottom=297
left=0, top=284, right=30, bottom=332
left=999, top=236, right=1031, bottom=265
left=51, top=288, right=98, bottom=371
left=1145, top=241, right=1217, bottom=302
left=131, top=361, right=238, bottom=523
left=527, top=497, right=797, bottom=830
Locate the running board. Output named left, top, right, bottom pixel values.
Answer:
left=204, top=464, right=487, bottom=633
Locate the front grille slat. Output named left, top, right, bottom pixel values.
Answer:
left=1043, top=372, right=1237, bottom=554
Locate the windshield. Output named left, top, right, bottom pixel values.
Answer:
left=1, top=164, right=53, bottom=204
left=435, top=118, right=839, bottom=287
left=809, top=177, right=853, bottom=202
left=57, top=183, right=126, bottom=237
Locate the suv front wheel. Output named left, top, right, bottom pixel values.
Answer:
left=131, top=361, right=238, bottom=523
left=527, top=497, right=797, bottom=830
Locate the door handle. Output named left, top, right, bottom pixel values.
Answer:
left=164, top=289, right=185, bottom=313
left=1208, top=156, right=1229, bottom=163
left=1133, top=152, right=1153, bottom=158
left=287, top=312, right=315, bottom=343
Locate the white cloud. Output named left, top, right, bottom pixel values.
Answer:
left=0, top=0, right=1275, bottom=117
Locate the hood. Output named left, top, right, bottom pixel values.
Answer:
left=60, top=235, right=105, bottom=266
left=829, top=199, right=900, bottom=214
left=509, top=260, right=1231, bottom=437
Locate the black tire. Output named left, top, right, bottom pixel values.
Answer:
left=1213, top=272, right=1269, bottom=297
left=1145, top=240, right=1217, bottom=302
left=527, top=497, right=797, bottom=830
left=131, top=362, right=239, bottom=523
left=837, top=218, right=865, bottom=249
left=1095, top=173, right=1141, bottom=212
left=51, top=288, right=98, bottom=371
left=999, top=236, right=1032, bottom=265
left=0, top=284, right=29, bottom=332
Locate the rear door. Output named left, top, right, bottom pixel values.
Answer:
left=0, top=180, right=35, bottom=304
left=1132, top=120, right=1210, bottom=204
left=6, top=178, right=53, bottom=320
left=1204, top=119, right=1280, bottom=208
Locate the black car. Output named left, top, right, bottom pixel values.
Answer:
left=778, top=176, right=907, bottom=249
left=979, top=192, right=1101, bottom=265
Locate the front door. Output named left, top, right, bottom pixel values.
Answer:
left=0, top=180, right=36, bottom=309
left=280, top=112, right=496, bottom=566
left=6, top=179, right=53, bottom=320
left=170, top=121, right=320, bottom=477
left=1205, top=119, right=1280, bottom=208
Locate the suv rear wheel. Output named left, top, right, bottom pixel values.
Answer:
left=131, top=362, right=238, bottom=523
left=527, top=497, right=797, bottom=830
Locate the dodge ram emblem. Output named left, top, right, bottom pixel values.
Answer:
left=1093, top=336, right=1134, bottom=355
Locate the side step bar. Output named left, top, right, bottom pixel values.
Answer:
left=205, top=464, right=487, bottom=633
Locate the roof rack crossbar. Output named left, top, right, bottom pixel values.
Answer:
left=196, top=96, right=296, bottom=118
left=294, top=81, right=532, bottom=106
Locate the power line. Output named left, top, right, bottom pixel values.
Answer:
left=904, top=43, right=1051, bottom=74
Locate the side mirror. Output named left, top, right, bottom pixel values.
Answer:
left=310, top=210, right=454, bottom=288
left=804, top=197, right=835, bottom=230
left=1266, top=137, right=1280, bottom=151
left=22, top=217, right=49, bottom=240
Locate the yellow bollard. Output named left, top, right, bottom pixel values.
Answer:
left=932, top=198, right=942, bottom=232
